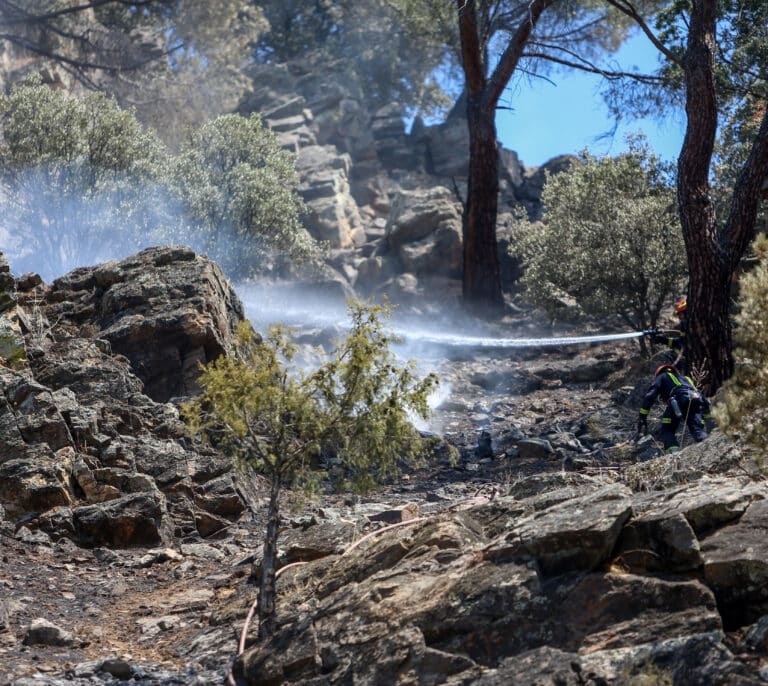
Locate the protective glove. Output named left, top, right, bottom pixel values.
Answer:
left=637, top=415, right=648, bottom=435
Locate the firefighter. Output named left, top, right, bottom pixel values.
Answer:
left=637, top=364, right=710, bottom=452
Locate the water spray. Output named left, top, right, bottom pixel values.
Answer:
left=237, top=284, right=671, bottom=351
left=392, top=329, right=652, bottom=349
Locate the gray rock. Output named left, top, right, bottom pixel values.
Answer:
left=23, top=618, right=76, bottom=647
left=385, top=187, right=461, bottom=249
left=701, top=498, right=768, bottom=628
left=73, top=491, right=171, bottom=548
left=580, top=632, right=761, bottom=685
left=475, top=647, right=598, bottom=685
left=99, top=657, right=134, bottom=679
left=516, top=438, right=555, bottom=459
left=44, top=246, right=244, bottom=403
left=0, top=454, right=74, bottom=518
left=616, top=510, right=702, bottom=573
left=484, top=484, right=633, bottom=575
left=744, top=615, right=768, bottom=652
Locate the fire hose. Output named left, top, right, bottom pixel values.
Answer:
left=396, top=328, right=678, bottom=349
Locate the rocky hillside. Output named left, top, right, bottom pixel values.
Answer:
left=235, top=59, right=575, bottom=305
left=1, top=248, right=768, bottom=686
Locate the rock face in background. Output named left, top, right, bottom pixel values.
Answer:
left=238, top=60, right=577, bottom=305
left=0, top=246, right=247, bottom=546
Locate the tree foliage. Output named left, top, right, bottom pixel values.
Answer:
left=171, top=113, right=317, bottom=279
left=255, top=0, right=451, bottom=116
left=0, top=79, right=166, bottom=279
left=612, top=0, right=768, bottom=121
left=387, top=0, right=666, bottom=312
left=100, top=0, right=266, bottom=142
left=512, top=141, right=686, bottom=338
left=0, top=83, right=319, bottom=281
left=0, top=1, right=265, bottom=143
left=183, top=300, right=438, bottom=637
left=714, top=233, right=768, bottom=466
left=597, top=0, right=768, bottom=392
left=0, top=0, right=169, bottom=75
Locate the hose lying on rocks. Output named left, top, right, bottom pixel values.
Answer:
left=227, top=489, right=498, bottom=685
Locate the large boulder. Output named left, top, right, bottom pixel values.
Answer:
left=0, top=453, right=75, bottom=518
left=73, top=491, right=172, bottom=547
left=419, top=117, right=469, bottom=178
left=483, top=484, right=633, bottom=575
left=385, top=187, right=463, bottom=279
left=701, top=498, right=768, bottom=628
left=37, top=246, right=244, bottom=403
left=0, top=248, right=249, bottom=546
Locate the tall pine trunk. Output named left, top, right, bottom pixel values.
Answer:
left=678, top=0, right=768, bottom=393
left=456, top=0, right=556, bottom=314
left=463, top=92, right=504, bottom=312
left=677, top=0, right=731, bottom=393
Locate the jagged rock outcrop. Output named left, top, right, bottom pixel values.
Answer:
left=237, top=59, right=576, bottom=300
left=0, top=246, right=247, bottom=547
left=232, top=437, right=768, bottom=685
left=3, top=246, right=767, bottom=686
left=30, top=245, right=244, bottom=402
left=296, top=145, right=365, bottom=248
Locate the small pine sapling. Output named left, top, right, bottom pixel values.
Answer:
left=183, top=299, right=438, bottom=638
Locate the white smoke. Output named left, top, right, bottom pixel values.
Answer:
left=0, top=170, right=271, bottom=284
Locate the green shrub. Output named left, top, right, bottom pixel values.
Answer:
left=511, top=140, right=687, bottom=340
left=714, top=233, right=768, bottom=465
left=171, top=113, right=318, bottom=279
left=0, top=84, right=318, bottom=281
left=0, top=80, right=167, bottom=279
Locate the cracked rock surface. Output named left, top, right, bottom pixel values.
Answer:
left=1, top=248, right=767, bottom=685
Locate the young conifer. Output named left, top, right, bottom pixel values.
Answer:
left=183, top=300, right=438, bottom=638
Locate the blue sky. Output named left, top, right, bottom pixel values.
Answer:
left=496, top=32, right=686, bottom=168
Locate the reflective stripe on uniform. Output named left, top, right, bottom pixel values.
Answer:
left=666, top=372, right=681, bottom=386
left=639, top=408, right=650, bottom=415
left=661, top=417, right=672, bottom=423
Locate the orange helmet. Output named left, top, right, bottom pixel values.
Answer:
left=655, top=364, right=678, bottom=378
left=674, top=297, right=687, bottom=315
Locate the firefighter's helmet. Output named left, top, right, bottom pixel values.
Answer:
left=655, top=364, right=678, bottom=378
left=674, top=297, right=687, bottom=315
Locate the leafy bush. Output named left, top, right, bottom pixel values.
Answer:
left=714, top=233, right=768, bottom=465
left=0, top=84, right=319, bottom=281
left=0, top=80, right=167, bottom=280
left=171, top=113, right=318, bottom=278
left=183, top=300, right=438, bottom=637
left=511, top=140, right=687, bottom=338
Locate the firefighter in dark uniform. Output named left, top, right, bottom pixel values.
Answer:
left=637, top=364, right=710, bottom=452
